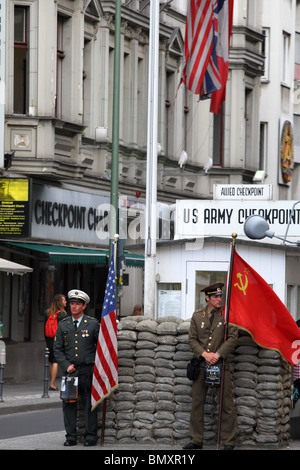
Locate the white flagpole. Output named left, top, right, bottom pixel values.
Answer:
left=144, top=1, right=159, bottom=318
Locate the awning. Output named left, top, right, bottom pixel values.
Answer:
left=3, top=242, right=144, bottom=267
left=124, top=252, right=144, bottom=268
left=0, top=258, right=33, bottom=275
left=3, top=242, right=109, bottom=265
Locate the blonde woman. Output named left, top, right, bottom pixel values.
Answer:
left=45, top=294, right=67, bottom=390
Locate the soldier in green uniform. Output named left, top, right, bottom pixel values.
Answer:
left=183, top=282, right=238, bottom=450
left=54, top=289, right=99, bottom=447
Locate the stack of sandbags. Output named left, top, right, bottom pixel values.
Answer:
left=232, top=331, right=259, bottom=446
left=76, top=316, right=293, bottom=448
left=255, top=349, right=291, bottom=446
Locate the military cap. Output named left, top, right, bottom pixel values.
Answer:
left=68, top=289, right=90, bottom=304
left=201, top=282, right=224, bottom=296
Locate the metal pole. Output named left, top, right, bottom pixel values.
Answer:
left=109, top=0, right=121, bottom=258
left=144, top=0, right=159, bottom=318
left=42, top=347, right=50, bottom=398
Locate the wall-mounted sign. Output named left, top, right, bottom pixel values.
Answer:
left=176, top=199, right=300, bottom=239
left=0, top=178, right=31, bottom=238
left=213, top=184, right=272, bottom=200
left=32, top=183, right=110, bottom=245
left=280, top=118, right=294, bottom=184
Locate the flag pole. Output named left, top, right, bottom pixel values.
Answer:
left=216, top=232, right=237, bottom=450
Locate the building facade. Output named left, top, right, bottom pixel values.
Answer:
left=0, top=0, right=300, bottom=380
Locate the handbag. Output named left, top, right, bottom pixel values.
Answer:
left=204, top=361, right=223, bottom=386
left=187, top=357, right=201, bottom=380
left=60, top=375, right=78, bottom=403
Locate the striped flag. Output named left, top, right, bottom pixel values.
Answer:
left=181, top=0, right=216, bottom=95
left=91, top=253, right=118, bottom=410
left=181, top=0, right=233, bottom=113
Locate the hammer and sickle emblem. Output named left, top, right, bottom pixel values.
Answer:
left=234, top=273, right=248, bottom=295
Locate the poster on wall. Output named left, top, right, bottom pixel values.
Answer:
left=158, top=289, right=181, bottom=318
left=0, top=178, right=31, bottom=238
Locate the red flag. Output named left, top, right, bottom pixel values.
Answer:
left=228, top=251, right=300, bottom=365
left=91, top=254, right=118, bottom=410
left=209, top=0, right=233, bottom=113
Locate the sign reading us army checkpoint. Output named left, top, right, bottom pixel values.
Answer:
left=175, top=199, right=300, bottom=239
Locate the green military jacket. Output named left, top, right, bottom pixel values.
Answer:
left=188, top=306, right=238, bottom=360
left=54, top=314, right=99, bottom=374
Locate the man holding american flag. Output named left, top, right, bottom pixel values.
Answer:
left=54, top=289, right=99, bottom=447
left=91, top=252, right=118, bottom=412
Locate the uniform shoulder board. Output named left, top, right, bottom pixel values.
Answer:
left=194, top=308, right=205, bottom=315
left=60, top=316, right=68, bottom=322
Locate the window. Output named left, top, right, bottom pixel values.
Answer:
left=83, top=37, right=91, bottom=128
left=282, top=32, right=290, bottom=84
left=295, top=32, right=300, bottom=81
left=259, top=122, right=268, bottom=174
left=287, top=285, right=300, bottom=322
left=56, top=15, right=66, bottom=118
left=14, top=6, right=29, bottom=114
left=213, top=103, right=224, bottom=166
left=261, top=28, right=270, bottom=82
left=245, top=88, right=253, bottom=166
left=165, top=70, right=175, bottom=158
left=195, top=271, right=227, bottom=311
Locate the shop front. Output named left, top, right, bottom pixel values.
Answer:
left=0, top=181, right=144, bottom=381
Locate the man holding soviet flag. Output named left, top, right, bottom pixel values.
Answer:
left=229, top=251, right=300, bottom=366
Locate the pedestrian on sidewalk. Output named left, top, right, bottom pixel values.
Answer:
left=45, top=294, right=67, bottom=391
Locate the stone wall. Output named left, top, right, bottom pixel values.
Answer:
left=77, top=316, right=292, bottom=448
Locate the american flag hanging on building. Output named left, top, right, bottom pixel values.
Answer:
left=91, top=253, right=118, bottom=410
left=181, top=0, right=233, bottom=113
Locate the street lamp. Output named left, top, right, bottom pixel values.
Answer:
left=243, top=201, right=300, bottom=246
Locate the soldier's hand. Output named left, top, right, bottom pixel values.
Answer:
left=202, top=351, right=219, bottom=365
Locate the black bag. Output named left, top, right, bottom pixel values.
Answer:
left=60, top=375, right=78, bottom=403
left=187, top=357, right=201, bottom=380
left=204, top=361, right=223, bottom=386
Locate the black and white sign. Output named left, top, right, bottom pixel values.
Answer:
left=213, top=184, right=272, bottom=200
left=175, top=200, right=300, bottom=239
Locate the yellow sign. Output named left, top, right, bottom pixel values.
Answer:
left=0, top=178, right=31, bottom=238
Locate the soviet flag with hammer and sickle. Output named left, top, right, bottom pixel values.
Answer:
left=228, top=251, right=300, bottom=365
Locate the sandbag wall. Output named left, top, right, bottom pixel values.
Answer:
left=77, top=316, right=292, bottom=447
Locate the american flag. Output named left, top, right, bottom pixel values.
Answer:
left=91, top=253, right=118, bottom=410
left=181, top=0, right=233, bottom=113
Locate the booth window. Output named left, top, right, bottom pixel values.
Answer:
left=195, top=271, right=227, bottom=311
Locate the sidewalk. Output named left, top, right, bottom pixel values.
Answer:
left=0, top=380, right=300, bottom=451
left=0, top=379, right=61, bottom=416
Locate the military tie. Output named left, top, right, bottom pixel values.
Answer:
left=74, top=320, right=78, bottom=330
left=209, top=309, right=215, bottom=325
